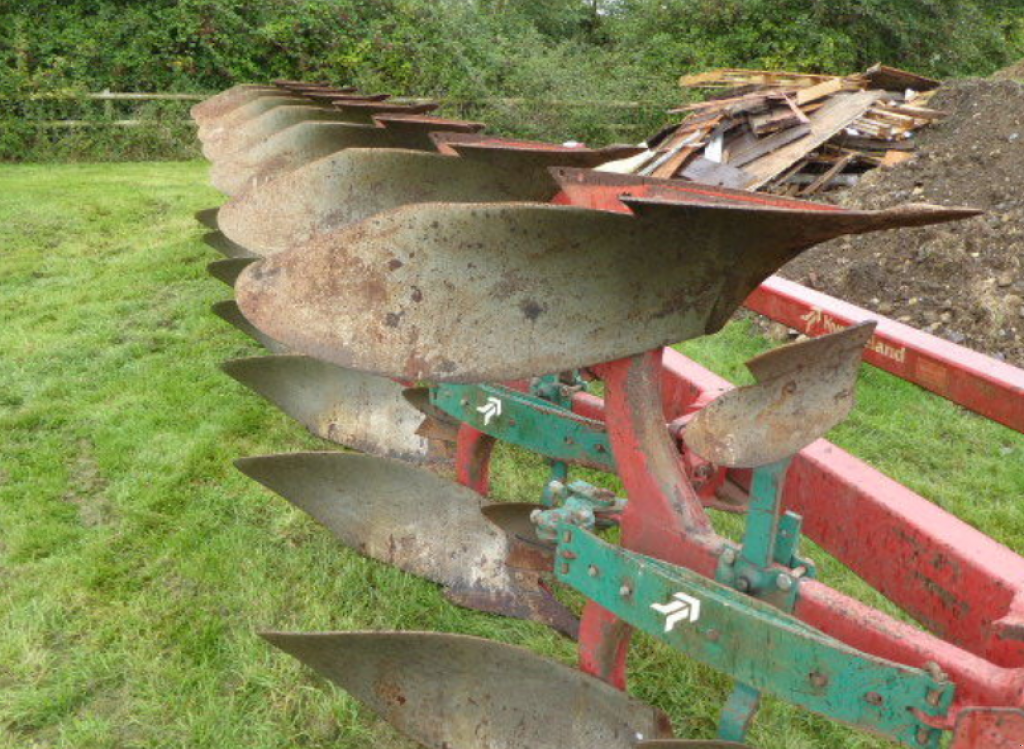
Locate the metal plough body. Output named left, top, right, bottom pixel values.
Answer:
left=191, top=80, right=1024, bottom=748
left=209, top=115, right=484, bottom=197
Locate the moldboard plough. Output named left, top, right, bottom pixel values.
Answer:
left=191, top=81, right=1024, bottom=748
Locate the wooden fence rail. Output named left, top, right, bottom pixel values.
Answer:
left=18, top=91, right=660, bottom=131
left=14, top=90, right=658, bottom=108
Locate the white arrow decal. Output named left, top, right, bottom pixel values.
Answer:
left=476, top=396, right=503, bottom=426
left=650, top=592, right=702, bottom=632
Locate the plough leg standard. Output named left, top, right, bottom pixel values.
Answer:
left=191, top=81, right=1024, bottom=747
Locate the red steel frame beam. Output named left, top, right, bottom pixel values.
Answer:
left=746, top=271, right=1024, bottom=435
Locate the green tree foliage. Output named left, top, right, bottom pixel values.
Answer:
left=0, top=0, right=1021, bottom=159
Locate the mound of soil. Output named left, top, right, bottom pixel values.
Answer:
left=781, top=78, right=1024, bottom=365
left=994, top=59, right=1024, bottom=81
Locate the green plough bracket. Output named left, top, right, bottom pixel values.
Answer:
left=556, top=526, right=953, bottom=748
left=431, top=383, right=614, bottom=471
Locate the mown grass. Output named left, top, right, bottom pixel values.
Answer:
left=1, top=162, right=1022, bottom=749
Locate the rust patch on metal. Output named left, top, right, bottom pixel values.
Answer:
left=686, top=322, right=876, bottom=468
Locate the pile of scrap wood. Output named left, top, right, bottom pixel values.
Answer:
left=604, top=64, right=944, bottom=196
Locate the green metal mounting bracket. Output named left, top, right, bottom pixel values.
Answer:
left=712, top=459, right=817, bottom=739
left=530, top=372, right=586, bottom=410
left=532, top=480, right=626, bottom=541
left=555, top=525, right=954, bottom=748
left=715, top=460, right=816, bottom=612
left=431, top=383, right=614, bottom=470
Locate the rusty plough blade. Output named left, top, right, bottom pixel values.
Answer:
left=194, top=207, right=220, bottom=231
left=235, top=198, right=970, bottom=383
left=190, top=82, right=356, bottom=126
left=201, top=96, right=444, bottom=163
left=191, top=82, right=1018, bottom=747
left=216, top=137, right=640, bottom=253
left=198, top=95, right=318, bottom=144
left=206, top=257, right=255, bottom=287
left=236, top=453, right=577, bottom=636
left=222, top=354, right=442, bottom=464
left=220, top=148, right=585, bottom=255
left=210, top=301, right=286, bottom=353
left=201, top=105, right=358, bottom=163
left=210, top=115, right=484, bottom=197
left=190, top=85, right=282, bottom=127
left=201, top=231, right=255, bottom=260
left=685, top=321, right=876, bottom=467
left=260, top=631, right=670, bottom=749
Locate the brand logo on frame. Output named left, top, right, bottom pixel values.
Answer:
left=651, top=592, right=702, bottom=631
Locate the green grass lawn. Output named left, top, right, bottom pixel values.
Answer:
left=1, top=162, right=1022, bottom=749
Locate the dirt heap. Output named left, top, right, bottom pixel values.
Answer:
left=993, top=60, right=1024, bottom=81
left=781, top=78, right=1024, bottom=365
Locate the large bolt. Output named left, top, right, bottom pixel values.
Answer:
left=588, top=565, right=600, bottom=578
left=777, top=574, right=793, bottom=591
left=720, top=548, right=737, bottom=565
left=735, top=577, right=751, bottom=593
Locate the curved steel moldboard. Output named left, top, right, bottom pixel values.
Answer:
left=480, top=502, right=555, bottom=571
left=210, top=117, right=482, bottom=198
left=236, top=199, right=968, bottom=383
left=194, top=207, right=220, bottom=231
left=202, top=105, right=357, bottom=164
left=260, top=631, right=669, bottom=749
left=219, top=149, right=565, bottom=255
left=433, top=131, right=644, bottom=168
left=304, top=91, right=390, bottom=102
left=235, top=452, right=577, bottom=635
left=201, top=231, right=256, bottom=260
left=402, top=386, right=461, bottom=426
left=686, top=322, right=876, bottom=468
left=221, top=354, right=436, bottom=463
left=331, top=99, right=440, bottom=117
left=553, top=167, right=981, bottom=233
left=197, top=96, right=314, bottom=144
left=190, top=85, right=280, bottom=126
left=553, top=166, right=850, bottom=211
left=273, top=80, right=357, bottom=94
left=211, top=300, right=287, bottom=353
left=206, top=257, right=255, bottom=287
left=373, top=112, right=485, bottom=140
